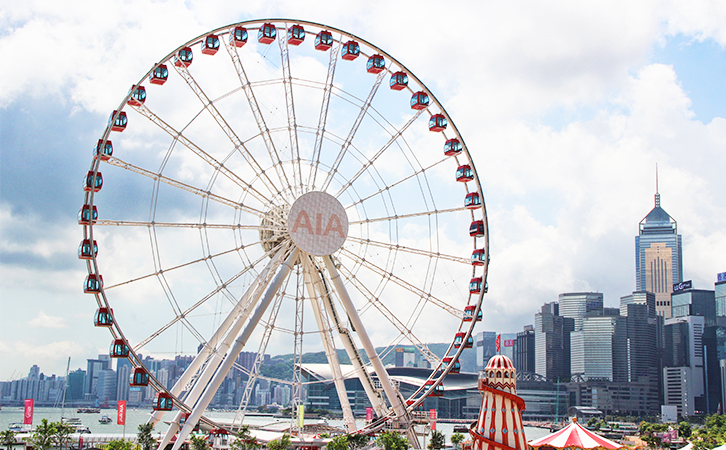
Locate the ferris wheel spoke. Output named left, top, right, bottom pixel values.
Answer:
left=335, top=261, right=441, bottom=366
left=321, top=70, right=386, bottom=192
left=104, top=157, right=266, bottom=218
left=309, top=40, right=341, bottom=191
left=339, top=247, right=463, bottom=319
left=95, top=220, right=281, bottom=234
left=335, top=109, right=424, bottom=198
left=128, top=103, right=274, bottom=206
left=345, top=235, right=470, bottom=265
left=171, top=63, right=286, bottom=200
left=348, top=205, right=468, bottom=225
left=279, top=26, right=303, bottom=195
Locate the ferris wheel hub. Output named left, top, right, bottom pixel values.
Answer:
left=288, top=191, right=348, bottom=256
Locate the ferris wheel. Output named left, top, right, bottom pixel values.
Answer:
left=80, top=19, right=489, bottom=448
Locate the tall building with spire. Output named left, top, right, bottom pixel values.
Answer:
left=636, top=168, right=682, bottom=318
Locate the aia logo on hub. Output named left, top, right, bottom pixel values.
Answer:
left=288, top=191, right=348, bottom=256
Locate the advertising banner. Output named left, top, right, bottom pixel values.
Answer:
left=24, top=399, right=34, bottom=425
left=117, top=400, right=127, bottom=425
left=366, top=407, right=373, bottom=421
left=297, top=405, right=305, bottom=429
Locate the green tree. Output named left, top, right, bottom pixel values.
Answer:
left=30, top=419, right=56, bottom=450
left=137, top=422, right=156, bottom=450
left=230, top=425, right=260, bottom=450
left=377, top=431, right=410, bottom=450
left=267, top=434, right=292, bottom=450
left=189, top=435, right=209, bottom=450
left=347, top=434, right=369, bottom=450
left=54, top=421, right=75, bottom=450
left=0, top=430, right=16, bottom=450
left=428, top=431, right=445, bottom=450
left=450, top=433, right=465, bottom=450
left=107, top=439, right=134, bottom=450
left=679, top=422, right=693, bottom=439
left=327, top=435, right=349, bottom=450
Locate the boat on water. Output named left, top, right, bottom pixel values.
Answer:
left=76, top=407, right=101, bottom=414
left=99, top=414, right=113, bottom=424
left=8, top=423, right=32, bottom=433
left=62, top=417, right=92, bottom=434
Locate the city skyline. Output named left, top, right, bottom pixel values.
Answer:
left=1, top=1, right=725, bottom=380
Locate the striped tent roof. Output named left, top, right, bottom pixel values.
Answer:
left=528, top=420, right=623, bottom=450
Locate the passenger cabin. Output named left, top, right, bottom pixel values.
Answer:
left=424, top=380, right=444, bottom=397
left=444, top=138, right=462, bottom=156
left=94, top=307, right=113, bottom=327
left=130, top=368, right=150, bottom=387
left=389, top=71, right=408, bottom=90
left=470, top=277, right=488, bottom=294
left=463, top=305, right=482, bottom=322
left=94, top=140, right=113, bottom=161
left=110, top=110, right=127, bottom=132
left=230, top=27, right=248, bottom=47
left=258, top=23, right=277, bottom=44
left=454, top=332, right=473, bottom=349
left=341, top=40, right=360, bottom=60
left=464, top=192, right=481, bottom=209
left=410, top=91, right=429, bottom=110
left=174, top=47, right=193, bottom=67
left=469, top=220, right=485, bottom=237
left=78, top=239, right=98, bottom=260
left=288, top=25, right=305, bottom=45
left=314, top=31, right=333, bottom=51
left=84, top=171, right=103, bottom=192
left=110, top=339, right=130, bottom=358
left=428, top=114, right=447, bottom=132
left=443, top=357, right=461, bottom=373
left=84, top=274, right=103, bottom=294
left=202, top=34, right=220, bottom=55
left=153, top=393, right=174, bottom=411
left=456, top=165, right=473, bottom=182
left=471, top=248, right=486, bottom=266
left=149, top=65, right=169, bottom=85
left=78, top=205, right=98, bottom=225
left=180, top=413, right=200, bottom=431
left=128, top=85, right=146, bottom=106
left=366, top=54, right=385, bottom=73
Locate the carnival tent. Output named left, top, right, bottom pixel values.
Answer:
left=528, top=420, right=623, bottom=450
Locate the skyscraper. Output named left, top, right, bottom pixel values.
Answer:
left=558, top=292, right=604, bottom=331
left=534, top=302, right=574, bottom=381
left=636, top=172, right=683, bottom=318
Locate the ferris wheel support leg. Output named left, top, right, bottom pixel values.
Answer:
left=154, top=246, right=289, bottom=450
left=302, top=257, right=356, bottom=432
left=323, top=256, right=408, bottom=419
left=171, top=247, right=299, bottom=450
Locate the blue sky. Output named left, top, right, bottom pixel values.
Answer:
left=1, top=1, right=725, bottom=381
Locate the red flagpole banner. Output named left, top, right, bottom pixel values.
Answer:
left=430, top=409, right=437, bottom=431
left=366, top=407, right=373, bottom=421
left=495, top=334, right=501, bottom=353
left=24, top=399, right=34, bottom=425
left=117, top=400, right=127, bottom=425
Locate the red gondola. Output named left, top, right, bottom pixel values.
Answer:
left=153, top=392, right=174, bottom=411
left=366, top=54, right=385, bottom=74
left=84, top=274, right=103, bottom=294
left=410, top=91, right=429, bottom=110
left=341, top=40, right=360, bottom=60
left=428, top=114, right=447, bottom=132
left=94, top=140, right=113, bottom=161
left=314, top=30, right=333, bottom=51
left=463, top=305, right=482, bottom=322
left=469, top=277, right=483, bottom=294
left=110, top=339, right=130, bottom=358
left=94, top=307, right=113, bottom=327
left=130, top=368, right=150, bottom=387
left=149, top=65, right=168, bottom=85
left=390, top=71, right=408, bottom=90
left=84, top=171, right=103, bottom=192
left=202, top=34, right=220, bottom=55
left=469, top=220, right=485, bottom=237
left=230, top=27, right=248, bottom=47
left=456, top=165, right=473, bottom=182
left=109, top=110, right=127, bottom=132
left=78, top=239, right=98, bottom=260
left=424, top=380, right=444, bottom=397
left=443, top=357, right=461, bottom=374
left=174, top=47, right=193, bottom=67
left=258, top=23, right=277, bottom=44
left=471, top=248, right=486, bottom=266
left=78, top=205, right=98, bottom=225
left=180, top=413, right=200, bottom=431
left=454, top=332, right=473, bottom=349
left=465, top=192, right=481, bottom=209
left=444, top=138, right=462, bottom=156
left=288, top=25, right=305, bottom=45
left=127, top=85, right=146, bottom=107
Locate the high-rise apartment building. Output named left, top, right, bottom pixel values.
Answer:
left=535, top=302, right=574, bottom=381
left=636, top=179, right=683, bottom=318
left=663, top=316, right=705, bottom=416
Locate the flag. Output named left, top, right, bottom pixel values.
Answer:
left=430, top=409, right=437, bottom=431
left=23, top=399, right=34, bottom=425
left=117, top=400, right=127, bottom=425
left=297, top=404, right=305, bottom=429
left=366, top=407, right=373, bottom=421
left=495, top=334, right=501, bottom=353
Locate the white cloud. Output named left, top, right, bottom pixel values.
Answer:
left=28, top=310, right=68, bottom=328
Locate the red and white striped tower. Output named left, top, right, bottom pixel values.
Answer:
left=469, top=355, right=527, bottom=450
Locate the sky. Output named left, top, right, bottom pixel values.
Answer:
left=1, top=0, right=725, bottom=382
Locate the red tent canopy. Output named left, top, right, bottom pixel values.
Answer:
left=528, top=420, right=623, bottom=450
